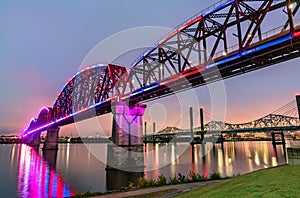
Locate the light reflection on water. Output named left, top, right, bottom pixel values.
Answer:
left=144, top=141, right=285, bottom=180
left=17, top=145, right=75, bottom=198
left=0, top=141, right=286, bottom=197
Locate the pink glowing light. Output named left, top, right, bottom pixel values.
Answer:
left=23, top=118, right=37, bottom=132
left=17, top=145, right=75, bottom=197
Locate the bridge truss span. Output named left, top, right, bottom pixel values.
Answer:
left=205, top=114, right=300, bottom=131
left=125, top=0, right=300, bottom=97
left=21, top=0, right=300, bottom=141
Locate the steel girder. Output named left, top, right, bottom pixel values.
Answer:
left=52, top=64, right=127, bottom=121
left=204, top=114, right=300, bottom=131
left=122, top=0, right=300, bottom=95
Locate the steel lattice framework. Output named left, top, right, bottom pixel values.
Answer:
left=52, top=64, right=127, bottom=120
left=22, top=0, right=300, bottom=137
left=123, top=0, right=300, bottom=102
left=204, top=114, right=300, bottom=131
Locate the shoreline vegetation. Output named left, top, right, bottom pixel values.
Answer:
left=74, top=165, right=300, bottom=198
left=73, top=171, right=227, bottom=197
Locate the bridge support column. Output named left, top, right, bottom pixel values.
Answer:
left=200, top=108, right=205, bottom=143
left=112, top=102, right=146, bottom=147
left=190, top=107, right=194, bottom=145
left=43, top=128, right=59, bottom=150
left=26, top=132, right=41, bottom=147
left=296, top=95, right=300, bottom=119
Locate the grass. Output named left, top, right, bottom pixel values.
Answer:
left=175, top=165, right=300, bottom=198
left=124, top=189, right=177, bottom=198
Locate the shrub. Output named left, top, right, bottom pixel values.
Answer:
left=147, top=178, right=156, bottom=187
left=169, top=176, right=181, bottom=185
left=189, top=171, right=204, bottom=182
left=157, top=175, right=167, bottom=186
left=178, top=173, right=186, bottom=183
left=210, top=172, right=221, bottom=180
left=128, top=181, right=134, bottom=188
left=137, top=177, right=147, bottom=188
left=137, top=177, right=157, bottom=188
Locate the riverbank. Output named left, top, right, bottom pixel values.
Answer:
left=87, top=165, right=300, bottom=198
left=93, top=180, right=220, bottom=198
left=176, top=165, right=300, bottom=197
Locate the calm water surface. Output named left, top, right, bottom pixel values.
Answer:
left=0, top=142, right=287, bottom=197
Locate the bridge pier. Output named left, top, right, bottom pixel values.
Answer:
left=190, top=107, right=194, bottom=145
left=271, top=131, right=287, bottom=161
left=43, top=128, right=60, bottom=150
left=200, top=107, right=205, bottom=143
left=112, top=102, right=146, bottom=147
left=296, top=95, right=300, bottom=119
left=25, top=132, right=41, bottom=147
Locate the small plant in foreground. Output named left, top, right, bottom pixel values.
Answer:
left=148, top=178, right=156, bottom=187
left=189, top=171, right=204, bottom=182
left=169, top=176, right=181, bottom=185
left=178, top=173, right=186, bottom=183
left=128, top=181, right=134, bottom=189
left=210, top=172, right=221, bottom=180
left=157, top=175, right=167, bottom=186
left=137, top=177, right=147, bottom=187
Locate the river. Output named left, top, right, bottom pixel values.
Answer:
left=0, top=141, right=286, bottom=197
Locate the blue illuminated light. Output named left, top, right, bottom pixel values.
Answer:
left=143, top=83, right=160, bottom=92
left=242, top=35, right=292, bottom=56
left=63, top=183, right=71, bottom=197
left=130, top=83, right=160, bottom=96
left=130, top=89, right=144, bottom=97
left=256, top=35, right=291, bottom=51
left=206, top=53, right=241, bottom=69
left=203, top=0, right=234, bottom=17
left=241, top=48, right=256, bottom=56
left=132, top=45, right=158, bottom=67
left=207, top=34, right=292, bottom=69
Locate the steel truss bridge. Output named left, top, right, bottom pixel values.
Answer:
left=148, top=114, right=300, bottom=137
left=22, top=0, right=300, bottom=141
left=145, top=100, right=300, bottom=143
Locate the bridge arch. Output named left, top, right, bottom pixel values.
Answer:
left=21, top=0, right=300, bottom=140
left=52, top=64, right=127, bottom=121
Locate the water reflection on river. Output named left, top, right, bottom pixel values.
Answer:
left=0, top=141, right=286, bottom=197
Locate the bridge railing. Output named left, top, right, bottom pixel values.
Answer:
left=173, top=0, right=230, bottom=30
left=213, top=18, right=300, bottom=60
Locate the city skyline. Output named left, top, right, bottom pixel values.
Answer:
left=1, top=0, right=300, bottom=136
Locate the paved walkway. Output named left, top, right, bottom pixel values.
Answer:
left=97, top=180, right=220, bottom=198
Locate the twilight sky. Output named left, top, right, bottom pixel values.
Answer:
left=1, top=0, right=300, bottom=136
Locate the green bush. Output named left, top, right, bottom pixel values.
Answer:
left=178, top=173, right=186, bottom=183
left=189, top=171, right=204, bottom=182
left=157, top=175, right=167, bottom=186
left=137, top=177, right=157, bottom=188
left=169, top=176, right=181, bottom=185
left=210, top=172, right=221, bottom=180
left=148, top=178, right=156, bottom=187
left=128, top=181, right=134, bottom=188
left=137, top=177, right=147, bottom=187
